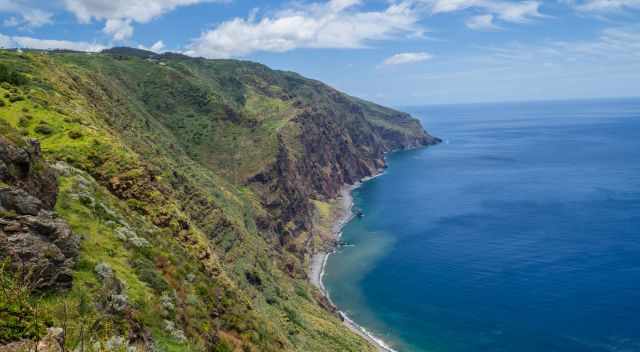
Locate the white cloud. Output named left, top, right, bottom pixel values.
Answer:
left=383, top=51, right=432, bottom=65
left=0, top=1, right=53, bottom=28
left=465, top=14, right=500, bottom=30
left=103, top=18, right=133, bottom=41
left=492, top=1, right=543, bottom=22
left=426, top=0, right=544, bottom=21
left=481, top=26, right=640, bottom=63
left=0, top=34, right=12, bottom=47
left=3, top=16, right=20, bottom=27
left=565, top=0, right=640, bottom=12
left=420, top=0, right=544, bottom=30
left=62, top=0, right=219, bottom=41
left=62, top=0, right=215, bottom=23
left=150, top=40, right=166, bottom=52
left=138, top=40, right=166, bottom=53
left=186, top=0, right=422, bottom=58
left=0, top=34, right=106, bottom=52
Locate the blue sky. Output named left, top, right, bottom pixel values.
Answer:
left=0, top=0, right=639, bottom=105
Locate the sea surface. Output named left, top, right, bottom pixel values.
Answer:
left=323, top=98, right=640, bottom=352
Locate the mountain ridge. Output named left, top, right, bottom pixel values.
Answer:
left=0, top=48, right=439, bottom=352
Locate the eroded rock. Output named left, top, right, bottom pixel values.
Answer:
left=0, top=135, right=79, bottom=291
left=0, top=213, right=79, bottom=290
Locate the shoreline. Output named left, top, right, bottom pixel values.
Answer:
left=309, top=171, right=398, bottom=352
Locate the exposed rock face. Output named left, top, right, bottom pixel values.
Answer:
left=0, top=135, right=79, bottom=291
left=249, top=99, right=441, bottom=251
left=0, top=138, right=57, bottom=209
left=0, top=214, right=79, bottom=290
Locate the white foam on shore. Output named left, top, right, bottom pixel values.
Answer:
left=310, top=170, right=397, bottom=352
left=340, top=312, right=399, bottom=352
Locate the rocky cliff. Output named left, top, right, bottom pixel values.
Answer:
left=0, top=48, right=439, bottom=352
left=0, top=124, right=79, bottom=291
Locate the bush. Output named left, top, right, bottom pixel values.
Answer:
left=8, top=95, right=24, bottom=103
left=0, top=99, right=5, bottom=107
left=131, top=257, right=169, bottom=293
left=0, top=64, right=28, bottom=86
left=34, top=123, right=53, bottom=135
left=0, top=261, right=47, bottom=343
left=68, top=130, right=83, bottom=139
left=18, top=116, right=31, bottom=128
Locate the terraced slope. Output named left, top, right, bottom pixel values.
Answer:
left=0, top=48, right=439, bottom=352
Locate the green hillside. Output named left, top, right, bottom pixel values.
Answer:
left=0, top=48, right=438, bottom=352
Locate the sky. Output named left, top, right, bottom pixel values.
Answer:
left=0, top=0, right=639, bottom=105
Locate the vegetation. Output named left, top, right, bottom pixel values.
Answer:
left=0, top=63, right=28, bottom=86
left=0, top=48, right=430, bottom=352
left=0, top=261, right=46, bottom=344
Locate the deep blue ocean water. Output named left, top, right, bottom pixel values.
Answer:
left=323, top=98, right=640, bottom=352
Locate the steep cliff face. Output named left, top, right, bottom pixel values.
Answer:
left=248, top=89, right=440, bottom=258
left=0, top=48, right=438, bottom=352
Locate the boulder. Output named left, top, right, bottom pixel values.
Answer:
left=0, top=213, right=79, bottom=291
left=0, top=137, right=57, bottom=210
left=0, top=188, right=43, bottom=216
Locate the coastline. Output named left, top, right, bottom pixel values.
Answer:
left=309, top=172, right=398, bottom=352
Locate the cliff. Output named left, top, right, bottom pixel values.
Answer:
left=0, top=48, right=439, bottom=352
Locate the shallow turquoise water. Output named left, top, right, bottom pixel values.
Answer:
left=323, top=99, right=640, bottom=352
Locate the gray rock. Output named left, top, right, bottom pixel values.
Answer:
left=0, top=160, right=8, bottom=180
left=0, top=188, right=44, bottom=215
left=1, top=213, right=79, bottom=290
left=51, top=161, right=73, bottom=177
left=109, top=294, right=129, bottom=313
left=0, top=136, right=78, bottom=292
left=95, top=262, right=114, bottom=281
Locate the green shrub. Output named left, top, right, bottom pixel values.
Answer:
left=283, top=306, right=304, bottom=327
left=131, top=257, right=169, bottom=293
left=68, top=130, right=83, bottom=139
left=18, top=116, right=31, bottom=128
left=21, top=107, right=29, bottom=113
left=212, top=340, right=234, bottom=352
left=0, top=262, right=47, bottom=344
left=34, top=123, right=54, bottom=135
left=0, top=64, right=28, bottom=86
left=8, top=95, right=24, bottom=103
left=0, top=99, right=5, bottom=107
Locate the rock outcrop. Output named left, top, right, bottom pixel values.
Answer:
left=0, top=133, right=79, bottom=291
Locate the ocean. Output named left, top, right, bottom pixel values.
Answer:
left=323, top=98, right=640, bottom=352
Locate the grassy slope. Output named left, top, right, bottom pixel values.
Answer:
left=0, top=49, right=427, bottom=352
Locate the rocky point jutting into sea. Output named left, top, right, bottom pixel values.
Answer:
left=0, top=47, right=439, bottom=352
